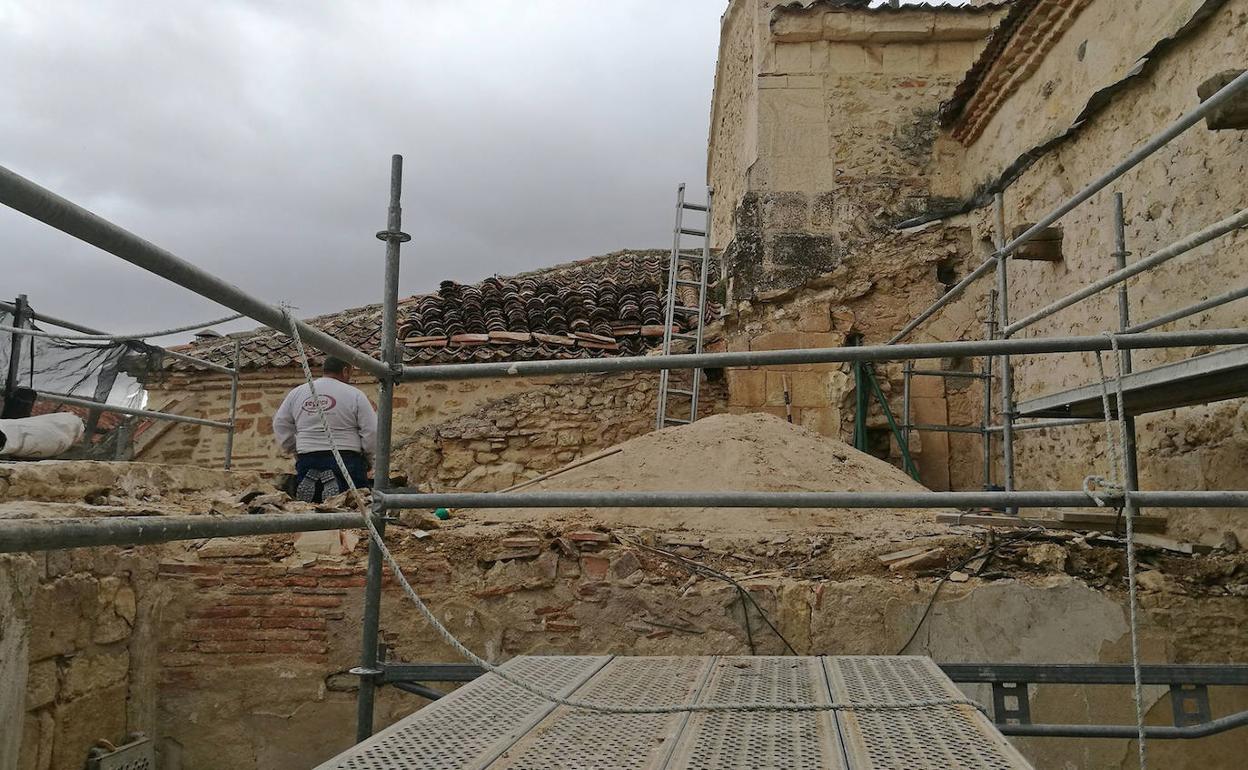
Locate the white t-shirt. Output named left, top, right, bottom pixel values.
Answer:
left=273, top=377, right=377, bottom=459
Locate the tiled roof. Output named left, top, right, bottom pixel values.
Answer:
left=939, top=0, right=1090, bottom=143
left=168, top=250, right=720, bottom=372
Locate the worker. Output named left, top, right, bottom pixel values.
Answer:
left=273, top=356, right=377, bottom=502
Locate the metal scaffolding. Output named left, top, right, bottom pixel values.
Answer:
left=0, top=66, right=1246, bottom=749
left=0, top=297, right=243, bottom=467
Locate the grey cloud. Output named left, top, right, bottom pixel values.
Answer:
left=1, top=0, right=725, bottom=343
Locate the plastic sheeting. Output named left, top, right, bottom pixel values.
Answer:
left=1, top=309, right=155, bottom=409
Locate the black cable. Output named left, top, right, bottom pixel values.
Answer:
left=895, top=529, right=1042, bottom=655
left=738, top=587, right=757, bottom=655
left=624, top=537, right=799, bottom=655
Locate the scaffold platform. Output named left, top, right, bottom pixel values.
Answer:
left=1016, top=345, right=1248, bottom=419
left=317, top=655, right=1033, bottom=769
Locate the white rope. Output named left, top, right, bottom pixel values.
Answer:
left=280, top=307, right=987, bottom=717
left=1087, top=333, right=1148, bottom=767
left=0, top=312, right=243, bottom=342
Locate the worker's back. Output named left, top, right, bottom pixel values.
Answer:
left=274, top=376, right=377, bottom=457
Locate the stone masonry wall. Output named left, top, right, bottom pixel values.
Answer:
left=933, top=0, right=1248, bottom=543
left=722, top=224, right=982, bottom=491
left=2, top=548, right=159, bottom=770
left=708, top=1, right=996, bottom=298
left=6, top=461, right=1248, bottom=769
left=135, top=369, right=683, bottom=484
left=392, top=372, right=728, bottom=492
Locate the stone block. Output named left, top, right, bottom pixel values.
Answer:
left=826, top=42, right=868, bottom=73
left=772, top=12, right=823, bottom=43
left=30, top=576, right=97, bottom=660
left=726, top=370, right=767, bottom=407
left=764, top=371, right=791, bottom=408
left=797, top=302, right=832, bottom=332
left=750, top=331, right=803, bottom=352
left=774, top=42, right=812, bottom=72
left=762, top=192, right=809, bottom=230
left=789, top=371, right=835, bottom=408
left=1198, top=70, right=1248, bottom=130
left=799, top=332, right=844, bottom=351
left=880, top=43, right=922, bottom=74
left=52, top=684, right=127, bottom=770
left=62, top=650, right=128, bottom=700
left=798, top=406, right=843, bottom=438
left=25, top=659, right=58, bottom=711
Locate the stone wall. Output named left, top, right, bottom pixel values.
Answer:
left=933, top=0, right=1248, bottom=543
left=2, top=547, right=159, bottom=770
left=722, top=224, right=982, bottom=491
left=137, top=370, right=664, bottom=480
left=704, top=1, right=1001, bottom=488
left=6, top=462, right=1248, bottom=769
left=707, top=0, right=997, bottom=298
left=391, top=372, right=727, bottom=492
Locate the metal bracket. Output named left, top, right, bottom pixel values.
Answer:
left=1170, top=684, right=1212, bottom=727
left=349, top=666, right=383, bottom=680
left=992, top=682, right=1033, bottom=725
left=375, top=229, right=412, bottom=243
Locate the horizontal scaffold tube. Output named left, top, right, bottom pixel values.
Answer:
left=0, top=512, right=362, bottom=553
left=0, top=164, right=388, bottom=378
left=1125, top=284, right=1248, bottom=334
left=375, top=490, right=1248, bottom=510
left=889, top=68, right=1248, bottom=345
left=1006, top=207, right=1248, bottom=336
left=998, top=709, right=1248, bottom=740
left=398, top=328, right=1248, bottom=382
left=39, top=391, right=233, bottom=429
left=0, top=299, right=235, bottom=375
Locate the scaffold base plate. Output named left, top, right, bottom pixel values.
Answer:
left=316, top=655, right=1034, bottom=770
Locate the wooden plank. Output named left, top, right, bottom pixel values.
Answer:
left=878, top=545, right=931, bottom=565
left=1056, top=511, right=1167, bottom=532
left=1132, top=533, right=1214, bottom=555
left=936, top=512, right=1166, bottom=533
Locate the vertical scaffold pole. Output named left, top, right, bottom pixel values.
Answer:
left=901, top=360, right=912, bottom=451
left=223, top=339, right=241, bottom=470
left=356, top=154, right=408, bottom=743
left=982, top=289, right=996, bottom=490
left=5, top=294, right=28, bottom=400
left=994, top=194, right=1016, bottom=513
left=1113, top=193, right=1141, bottom=499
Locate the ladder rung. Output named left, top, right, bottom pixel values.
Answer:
left=672, top=332, right=699, bottom=341
left=677, top=249, right=705, bottom=258
left=663, top=417, right=692, bottom=425
left=673, top=305, right=701, bottom=314
left=667, top=388, right=695, bottom=396
left=681, top=202, right=708, bottom=212
left=675, top=279, right=703, bottom=287
left=679, top=227, right=706, bottom=237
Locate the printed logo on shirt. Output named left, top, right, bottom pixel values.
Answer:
left=300, top=394, right=338, bottom=414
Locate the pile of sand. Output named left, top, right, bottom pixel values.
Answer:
left=461, top=413, right=946, bottom=538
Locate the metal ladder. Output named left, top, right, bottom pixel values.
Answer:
left=656, top=183, right=713, bottom=429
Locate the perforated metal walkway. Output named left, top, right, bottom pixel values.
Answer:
left=317, top=656, right=1033, bottom=769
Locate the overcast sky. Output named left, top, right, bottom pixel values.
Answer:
left=1, top=1, right=961, bottom=346
left=1, top=0, right=729, bottom=343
